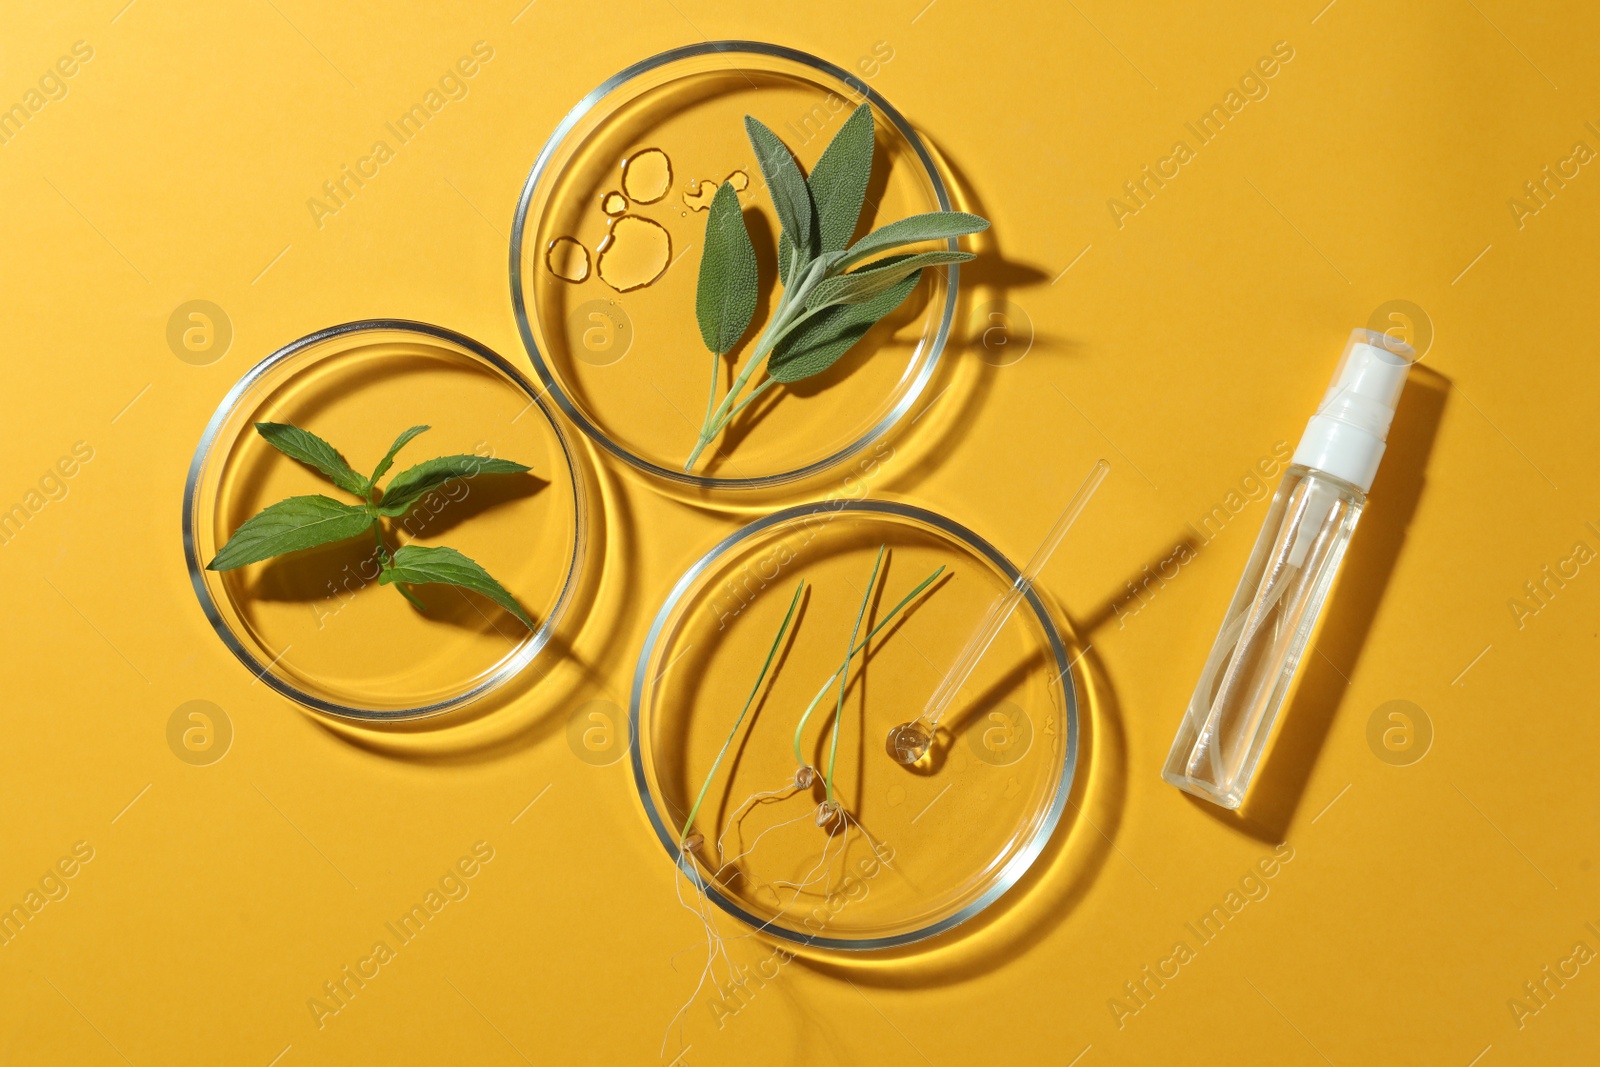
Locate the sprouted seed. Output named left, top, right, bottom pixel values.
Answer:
left=661, top=550, right=944, bottom=1052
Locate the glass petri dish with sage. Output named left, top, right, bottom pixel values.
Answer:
left=511, top=41, right=959, bottom=492
left=183, top=320, right=586, bottom=721
left=631, top=500, right=1079, bottom=949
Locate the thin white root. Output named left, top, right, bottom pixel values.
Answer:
left=715, top=783, right=800, bottom=861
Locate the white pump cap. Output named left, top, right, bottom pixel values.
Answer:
left=1290, top=329, right=1413, bottom=492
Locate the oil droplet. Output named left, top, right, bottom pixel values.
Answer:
left=683, top=170, right=751, bottom=211
left=545, top=236, right=589, bottom=282
left=601, top=191, right=627, bottom=216
left=596, top=215, right=670, bottom=292
left=621, top=148, right=672, bottom=204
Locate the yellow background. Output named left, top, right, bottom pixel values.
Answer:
left=2, top=1, right=1597, bottom=1063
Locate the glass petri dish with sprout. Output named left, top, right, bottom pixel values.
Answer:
left=511, top=41, right=961, bottom=492
left=631, top=500, right=1080, bottom=950
left=183, top=320, right=587, bottom=721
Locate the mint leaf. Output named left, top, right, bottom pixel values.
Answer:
left=807, top=250, right=972, bottom=310
left=369, top=425, right=430, bottom=486
left=779, top=103, right=874, bottom=284
left=744, top=115, right=814, bottom=274
left=768, top=262, right=921, bottom=384
left=695, top=182, right=759, bottom=355
left=379, top=455, right=531, bottom=516
left=379, top=544, right=534, bottom=629
left=840, top=211, right=989, bottom=270
left=207, top=495, right=373, bottom=571
left=254, top=423, right=367, bottom=495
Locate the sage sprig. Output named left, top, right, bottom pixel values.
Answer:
left=685, top=103, right=989, bottom=471
left=208, top=422, right=536, bottom=628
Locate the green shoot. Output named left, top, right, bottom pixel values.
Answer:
left=679, top=580, right=806, bottom=847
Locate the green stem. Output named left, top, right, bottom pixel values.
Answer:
left=719, top=375, right=779, bottom=427
left=792, top=563, right=946, bottom=768
left=702, top=349, right=721, bottom=429
left=685, top=258, right=831, bottom=472
left=373, top=516, right=425, bottom=611
left=679, top=581, right=806, bottom=846
left=826, top=547, right=885, bottom=807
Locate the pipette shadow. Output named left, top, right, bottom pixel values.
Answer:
left=1185, top=364, right=1449, bottom=843
left=893, top=653, right=1046, bottom=778
left=786, top=616, right=1126, bottom=989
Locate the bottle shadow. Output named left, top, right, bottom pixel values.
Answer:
left=1186, top=364, right=1450, bottom=843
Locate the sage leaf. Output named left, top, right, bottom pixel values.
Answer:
left=379, top=454, right=531, bottom=516
left=745, top=115, right=814, bottom=272
left=369, top=425, right=430, bottom=486
left=695, top=182, right=759, bottom=355
left=207, top=495, right=373, bottom=571
left=254, top=422, right=368, bottom=496
left=768, top=263, right=921, bottom=384
left=379, top=544, right=534, bottom=628
left=806, top=249, right=973, bottom=310
left=840, top=211, right=989, bottom=270
left=779, top=102, right=874, bottom=283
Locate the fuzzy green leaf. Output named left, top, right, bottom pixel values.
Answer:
left=806, top=250, right=973, bottom=310
left=779, top=103, right=874, bottom=284
left=379, top=544, right=534, bottom=629
left=254, top=423, right=368, bottom=495
left=207, top=495, right=373, bottom=571
left=767, top=263, right=921, bottom=384
left=840, top=211, right=989, bottom=270
left=695, top=182, right=759, bottom=355
left=379, top=455, right=531, bottom=517
left=745, top=115, right=814, bottom=273
left=369, top=425, right=430, bottom=486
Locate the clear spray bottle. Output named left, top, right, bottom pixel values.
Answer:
left=1163, top=329, right=1414, bottom=809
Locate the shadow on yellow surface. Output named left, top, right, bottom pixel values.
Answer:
left=1189, top=364, right=1450, bottom=843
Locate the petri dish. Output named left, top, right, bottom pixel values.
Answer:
left=631, top=500, right=1079, bottom=949
left=511, top=41, right=959, bottom=491
left=183, top=320, right=587, bottom=720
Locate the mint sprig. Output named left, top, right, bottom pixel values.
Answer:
left=685, top=104, right=989, bottom=471
left=207, top=422, right=536, bottom=629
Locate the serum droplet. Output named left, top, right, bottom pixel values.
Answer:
left=545, top=236, right=590, bottom=282
left=596, top=215, right=671, bottom=292
left=621, top=148, right=672, bottom=204
left=887, top=721, right=933, bottom=765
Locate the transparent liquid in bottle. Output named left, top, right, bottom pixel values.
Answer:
left=1163, top=465, right=1364, bottom=808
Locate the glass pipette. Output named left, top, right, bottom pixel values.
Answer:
left=886, top=458, right=1110, bottom=765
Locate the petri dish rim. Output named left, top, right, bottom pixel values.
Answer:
left=181, top=318, right=589, bottom=722
left=629, top=498, right=1080, bottom=950
left=509, top=39, right=960, bottom=492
